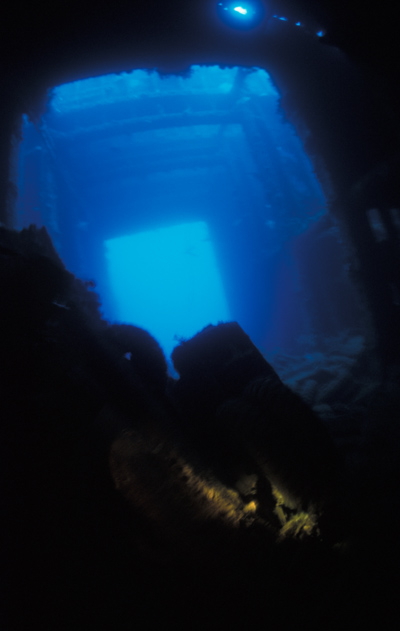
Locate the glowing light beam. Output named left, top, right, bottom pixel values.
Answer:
left=216, top=1, right=266, bottom=29
left=233, top=6, right=248, bottom=15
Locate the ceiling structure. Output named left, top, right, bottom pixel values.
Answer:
left=3, top=0, right=400, bottom=357
left=17, top=64, right=330, bottom=353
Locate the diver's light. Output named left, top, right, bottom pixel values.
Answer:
left=216, top=1, right=266, bottom=29
left=233, top=6, right=248, bottom=15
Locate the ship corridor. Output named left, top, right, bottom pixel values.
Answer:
left=16, top=65, right=363, bottom=363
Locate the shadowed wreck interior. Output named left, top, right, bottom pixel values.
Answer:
left=1, top=1, right=400, bottom=629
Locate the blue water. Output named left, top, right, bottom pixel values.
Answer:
left=16, top=65, right=363, bottom=362
left=105, top=221, right=231, bottom=358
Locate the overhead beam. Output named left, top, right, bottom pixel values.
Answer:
left=48, top=110, right=241, bottom=144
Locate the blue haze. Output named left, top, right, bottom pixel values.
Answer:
left=16, top=66, right=364, bottom=363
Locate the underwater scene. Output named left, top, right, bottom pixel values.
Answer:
left=17, top=64, right=369, bottom=418
left=4, top=4, right=400, bottom=628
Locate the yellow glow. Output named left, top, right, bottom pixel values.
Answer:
left=270, top=483, right=319, bottom=539
left=110, top=429, right=320, bottom=540
left=178, top=463, right=259, bottom=526
left=109, top=429, right=259, bottom=532
left=243, top=500, right=258, bottom=513
left=272, top=486, right=285, bottom=506
left=278, top=512, right=319, bottom=540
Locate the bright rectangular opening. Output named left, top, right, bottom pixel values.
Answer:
left=105, top=221, right=231, bottom=358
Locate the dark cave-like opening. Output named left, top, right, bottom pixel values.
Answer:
left=15, top=64, right=366, bottom=365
